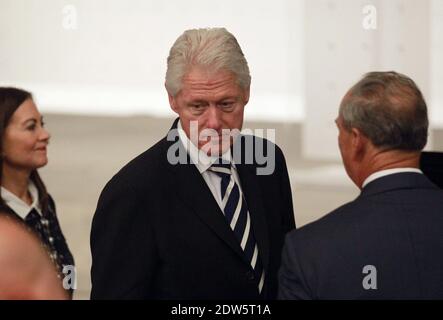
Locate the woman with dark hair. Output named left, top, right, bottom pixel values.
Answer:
left=0, top=87, right=74, bottom=297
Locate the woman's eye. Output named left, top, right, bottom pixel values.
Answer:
left=27, top=124, right=36, bottom=131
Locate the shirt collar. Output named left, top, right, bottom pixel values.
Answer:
left=177, top=120, right=235, bottom=174
left=362, top=168, right=423, bottom=188
left=1, top=181, right=42, bottom=219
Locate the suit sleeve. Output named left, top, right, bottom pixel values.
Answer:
left=278, top=233, right=312, bottom=300
left=277, top=146, right=296, bottom=232
left=90, top=176, right=158, bottom=299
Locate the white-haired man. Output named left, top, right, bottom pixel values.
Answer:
left=91, top=28, right=295, bottom=299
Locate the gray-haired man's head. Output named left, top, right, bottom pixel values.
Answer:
left=336, top=71, right=429, bottom=188
left=339, top=71, right=428, bottom=152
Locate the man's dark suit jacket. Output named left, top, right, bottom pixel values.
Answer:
left=90, top=119, right=295, bottom=299
left=279, top=172, right=443, bottom=299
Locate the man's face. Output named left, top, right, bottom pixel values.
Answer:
left=168, top=66, right=249, bottom=156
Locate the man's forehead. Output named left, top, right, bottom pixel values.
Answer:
left=180, top=69, right=243, bottom=98
left=182, top=67, right=236, bottom=86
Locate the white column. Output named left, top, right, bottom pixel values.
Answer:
left=430, top=0, right=443, bottom=128
left=303, top=0, right=431, bottom=160
left=377, top=0, right=430, bottom=100
left=303, top=0, right=377, bottom=160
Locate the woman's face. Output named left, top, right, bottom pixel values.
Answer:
left=2, top=98, right=50, bottom=172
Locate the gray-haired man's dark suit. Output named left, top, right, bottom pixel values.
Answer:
left=279, top=172, right=443, bottom=299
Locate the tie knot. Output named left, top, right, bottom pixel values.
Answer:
left=209, top=162, right=232, bottom=176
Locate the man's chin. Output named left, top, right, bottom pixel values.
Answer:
left=200, top=143, right=231, bottom=157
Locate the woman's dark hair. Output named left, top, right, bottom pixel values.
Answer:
left=0, top=87, right=49, bottom=214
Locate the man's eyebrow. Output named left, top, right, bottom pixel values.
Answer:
left=219, top=96, right=237, bottom=101
left=187, top=99, right=206, bottom=104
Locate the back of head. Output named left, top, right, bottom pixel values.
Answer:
left=339, top=71, right=429, bottom=151
left=165, top=27, right=251, bottom=96
left=0, top=215, right=68, bottom=300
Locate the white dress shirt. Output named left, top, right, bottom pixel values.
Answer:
left=362, top=167, right=423, bottom=188
left=177, top=120, right=245, bottom=210
left=1, top=181, right=42, bottom=219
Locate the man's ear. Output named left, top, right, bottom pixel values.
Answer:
left=350, top=128, right=367, bottom=160
left=168, top=92, right=178, bottom=114
left=243, top=86, right=250, bottom=105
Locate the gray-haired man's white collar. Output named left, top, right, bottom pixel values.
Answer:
left=177, top=120, right=235, bottom=174
left=1, top=181, right=42, bottom=219
left=362, top=167, right=423, bottom=188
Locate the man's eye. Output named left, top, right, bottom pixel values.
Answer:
left=191, top=104, right=206, bottom=112
left=220, top=102, right=234, bottom=109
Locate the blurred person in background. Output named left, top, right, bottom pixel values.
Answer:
left=0, top=87, right=74, bottom=298
left=0, top=215, right=68, bottom=299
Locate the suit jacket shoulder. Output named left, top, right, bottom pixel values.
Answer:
left=280, top=172, right=443, bottom=299
left=104, top=137, right=169, bottom=192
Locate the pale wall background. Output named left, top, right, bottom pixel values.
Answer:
left=1, top=0, right=442, bottom=157
left=0, top=0, right=304, bottom=121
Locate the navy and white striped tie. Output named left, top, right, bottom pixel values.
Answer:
left=209, top=162, right=265, bottom=293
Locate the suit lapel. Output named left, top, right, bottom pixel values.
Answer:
left=162, top=129, right=248, bottom=263
left=161, top=121, right=271, bottom=271
left=235, top=162, right=270, bottom=273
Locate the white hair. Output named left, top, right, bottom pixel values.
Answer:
left=165, top=27, right=251, bottom=96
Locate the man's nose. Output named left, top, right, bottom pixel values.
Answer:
left=205, top=106, right=222, bottom=130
